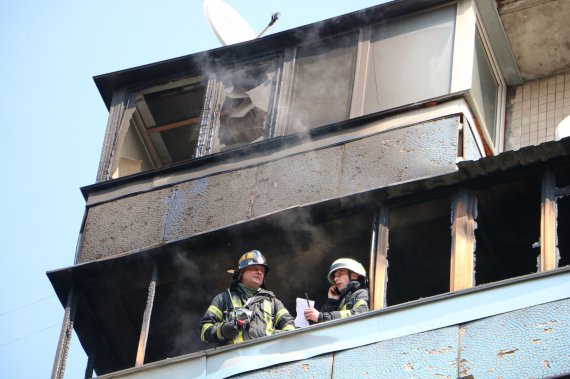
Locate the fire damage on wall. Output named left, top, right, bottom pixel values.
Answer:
left=48, top=141, right=570, bottom=376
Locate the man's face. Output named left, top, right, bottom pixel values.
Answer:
left=240, top=265, right=265, bottom=289
left=332, top=269, right=358, bottom=291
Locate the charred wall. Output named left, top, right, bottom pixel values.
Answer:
left=78, top=116, right=460, bottom=263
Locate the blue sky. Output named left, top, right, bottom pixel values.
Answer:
left=0, top=1, right=386, bottom=377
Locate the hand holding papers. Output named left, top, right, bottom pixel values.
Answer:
left=294, top=297, right=315, bottom=328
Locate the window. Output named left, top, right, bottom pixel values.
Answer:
left=362, top=5, right=456, bottom=114
left=142, top=82, right=206, bottom=163
left=111, top=56, right=282, bottom=177
left=386, top=196, right=452, bottom=305
left=210, top=58, right=281, bottom=153
left=111, top=78, right=207, bottom=178
left=470, top=31, right=500, bottom=147
left=286, top=32, right=359, bottom=133
left=474, top=176, right=542, bottom=284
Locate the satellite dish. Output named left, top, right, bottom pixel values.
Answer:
left=555, top=115, right=570, bottom=141
left=204, top=0, right=257, bottom=46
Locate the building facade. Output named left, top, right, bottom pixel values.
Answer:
left=49, top=0, right=570, bottom=378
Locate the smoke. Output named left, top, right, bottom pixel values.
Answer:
left=149, top=245, right=231, bottom=358
left=121, top=7, right=390, bottom=360
left=286, top=31, right=360, bottom=135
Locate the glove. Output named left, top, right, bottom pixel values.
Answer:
left=220, top=322, right=239, bottom=340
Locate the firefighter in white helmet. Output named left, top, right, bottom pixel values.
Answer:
left=199, top=250, right=296, bottom=345
left=304, top=258, right=369, bottom=323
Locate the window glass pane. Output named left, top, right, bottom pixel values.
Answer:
left=363, top=5, right=455, bottom=114
left=474, top=176, right=541, bottom=285
left=386, top=196, right=452, bottom=305
left=287, top=32, right=358, bottom=133
left=471, top=32, right=498, bottom=143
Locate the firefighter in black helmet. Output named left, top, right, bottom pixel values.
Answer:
left=199, top=250, right=296, bottom=345
left=304, top=258, right=369, bottom=323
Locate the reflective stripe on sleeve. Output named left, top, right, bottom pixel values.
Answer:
left=353, top=299, right=367, bottom=309
left=201, top=323, right=214, bottom=342
left=215, top=324, right=224, bottom=340
left=208, top=305, right=223, bottom=320
left=282, top=324, right=295, bottom=331
left=275, top=308, right=288, bottom=325
left=339, top=310, right=352, bottom=319
left=234, top=330, right=244, bottom=344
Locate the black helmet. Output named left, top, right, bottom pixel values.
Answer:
left=237, top=250, right=270, bottom=274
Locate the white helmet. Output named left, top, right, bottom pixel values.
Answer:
left=327, top=258, right=367, bottom=284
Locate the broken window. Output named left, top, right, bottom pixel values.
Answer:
left=474, top=176, right=541, bottom=285
left=110, top=79, right=206, bottom=178
left=362, top=5, right=456, bottom=114
left=386, top=196, right=452, bottom=306
left=286, top=32, right=359, bottom=133
left=210, top=58, right=280, bottom=153
left=142, top=83, right=206, bottom=162
left=111, top=56, right=282, bottom=179
left=110, top=78, right=207, bottom=179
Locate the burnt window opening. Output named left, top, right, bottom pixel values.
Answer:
left=386, top=196, right=452, bottom=306
left=474, top=176, right=541, bottom=285
left=286, top=32, right=359, bottom=134
left=145, top=206, right=374, bottom=363
left=110, top=80, right=207, bottom=178
left=143, top=84, right=206, bottom=163
left=555, top=166, right=570, bottom=188
left=213, top=59, right=280, bottom=152
left=553, top=166, right=570, bottom=268
left=558, top=195, right=570, bottom=267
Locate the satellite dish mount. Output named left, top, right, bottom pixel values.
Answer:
left=203, top=0, right=280, bottom=46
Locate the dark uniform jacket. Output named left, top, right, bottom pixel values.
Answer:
left=200, top=284, right=296, bottom=345
left=318, top=281, right=369, bottom=322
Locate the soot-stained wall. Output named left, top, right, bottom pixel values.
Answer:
left=133, top=207, right=373, bottom=363
left=78, top=117, right=460, bottom=263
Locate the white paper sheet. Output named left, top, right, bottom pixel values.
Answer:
left=294, top=297, right=315, bottom=328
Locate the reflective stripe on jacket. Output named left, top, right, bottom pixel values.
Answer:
left=200, top=286, right=295, bottom=345
left=319, top=282, right=369, bottom=322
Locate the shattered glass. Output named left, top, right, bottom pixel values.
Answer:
left=215, top=62, right=277, bottom=151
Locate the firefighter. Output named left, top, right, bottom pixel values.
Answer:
left=304, top=258, right=369, bottom=323
left=199, top=250, right=296, bottom=345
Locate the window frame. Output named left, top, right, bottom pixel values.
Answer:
left=465, top=2, right=507, bottom=154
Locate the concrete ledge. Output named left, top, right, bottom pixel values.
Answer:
left=97, top=267, right=570, bottom=379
